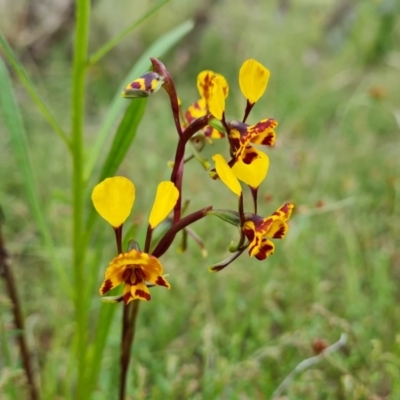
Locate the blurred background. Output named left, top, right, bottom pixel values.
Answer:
left=1, top=0, right=400, bottom=399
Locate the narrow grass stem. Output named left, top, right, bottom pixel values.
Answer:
left=0, top=218, right=39, bottom=400
left=71, top=0, right=91, bottom=397
left=0, top=32, right=71, bottom=149
left=271, top=333, right=348, bottom=399
left=88, top=0, right=169, bottom=65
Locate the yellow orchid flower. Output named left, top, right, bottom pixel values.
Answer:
left=99, top=249, right=170, bottom=303
left=242, top=203, right=294, bottom=260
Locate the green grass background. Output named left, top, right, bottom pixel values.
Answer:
left=1, top=0, right=400, bottom=399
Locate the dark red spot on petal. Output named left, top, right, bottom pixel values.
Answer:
left=101, top=279, right=113, bottom=294
left=135, top=289, right=151, bottom=301
left=122, top=268, right=132, bottom=281
left=155, top=276, right=168, bottom=287
left=260, top=132, right=275, bottom=146
left=123, top=292, right=132, bottom=304
left=255, top=243, right=274, bottom=261
left=130, top=82, right=141, bottom=89
left=242, top=150, right=258, bottom=164
left=273, top=227, right=286, bottom=239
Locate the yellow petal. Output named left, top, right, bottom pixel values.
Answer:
left=91, top=176, right=135, bottom=228
left=239, top=59, right=270, bottom=104
left=99, top=267, right=125, bottom=295
left=272, top=203, right=294, bottom=221
left=130, top=281, right=151, bottom=302
left=197, top=71, right=229, bottom=101
left=212, top=154, right=242, bottom=196
left=208, top=75, right=226, bottom=120
left=197, top=70, right=216, bottom=101
left=252, top=238, right=275, bottom=260
left=266, top=218, right=288, bottom=239
left=148, top=181, right=179, bottom=229
left=231, top=152, right=269, bottom=188
left=108, top=249, right=163, bottom=275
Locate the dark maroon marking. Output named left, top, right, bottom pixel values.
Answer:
left=123, top=292, right=132, bottom=304
left=122, top=268, right=132, bottom=281
left=130, top=81, right=142, bottom=89
left=185, top=101, right=206, bottom=124
left=209, top=168, right=219, bottom=180
left=242, top=150, right=258, bottom=164
left=258, top=217, right=273, bottom=229
left=135, top=289, right=151, bottom=301
left=155, top=276, right=168, bottom=287
left=255, top=242, right=274, bottom=261
left=200, top=73, right=213, bottom=100
left=255, top=251, right=267, bottom=261
left=273, top=226, right=286, bottom=239
left=242, top=227, right=255, bottom=242
left=280, top=203, right=291, bottom=216
left=193, top=101, right=202, bottom=110
left=260, top=132, right=275, bottom=146
left=101, top=279, right=113, bottom=294
left=251, top=119, right=277, bottom=134
left=229, top=137, right=240, bottom=150
left=131, top=267, right=145, bottom=286
left=185, top=111, right=194, bottom=123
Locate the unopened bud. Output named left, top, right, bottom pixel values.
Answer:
left=122, top=72, right=164, bottom=99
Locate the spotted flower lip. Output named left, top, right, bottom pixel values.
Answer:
left=229, top=119, right=277, bottom=164
left=242, top=203, right=294, bottom=260
left=99, top=249, right=170, bottom=304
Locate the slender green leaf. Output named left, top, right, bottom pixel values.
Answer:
left=84, top=19, right=194, bottom=181
left=0, top=57, right=72, bottom=296
left=0, top=32, right=70, bottom=148
left=99, top=99, right=147, bottom=180
left=70, top=1, right=91, bottom=397
left=88, top=0, right=170, bottom=65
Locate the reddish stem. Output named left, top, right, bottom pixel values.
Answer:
left=0, top=216, right=39, bottom=400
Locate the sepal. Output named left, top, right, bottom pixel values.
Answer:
left=208, top=248, right=246, bottom=272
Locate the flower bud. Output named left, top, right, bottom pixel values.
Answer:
left=122, top=72, right=164, bottom=98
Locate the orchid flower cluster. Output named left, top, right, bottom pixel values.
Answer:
left=91, top=57, right=294, bottom=304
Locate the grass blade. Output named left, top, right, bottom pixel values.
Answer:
left=0, top=32, right=70, bottom=148
left=0, top=57, right=72, bottom=296
left=88, top=0, right=170, bottom=65
left=99, top=99, right=147, bottom=180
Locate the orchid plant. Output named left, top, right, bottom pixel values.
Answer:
left=92, top=57, right=294, bottom=398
